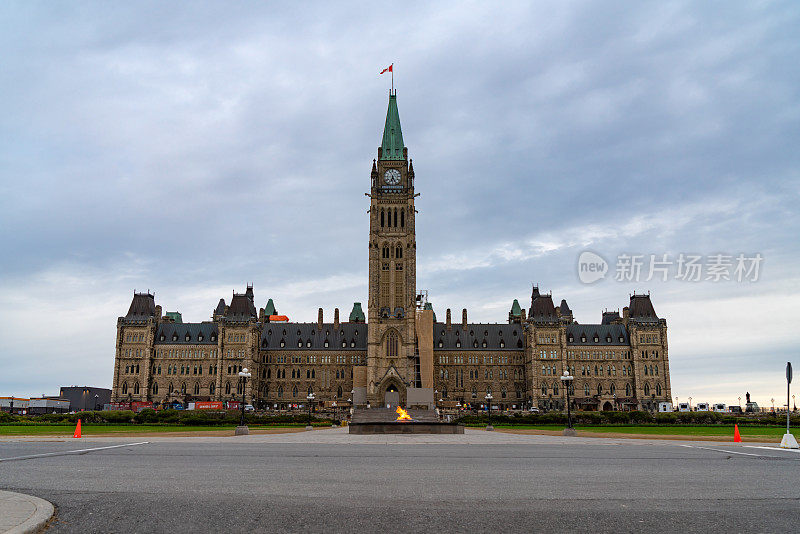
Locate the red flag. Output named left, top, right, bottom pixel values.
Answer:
left=380, top=64, right=393, bottom=74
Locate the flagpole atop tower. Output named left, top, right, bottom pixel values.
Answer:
left=380, top=63, right=394, bottom=94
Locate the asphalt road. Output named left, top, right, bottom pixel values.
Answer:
left=1, top=429, right=798, bottom=533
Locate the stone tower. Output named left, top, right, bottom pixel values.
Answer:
left=364, top=90, right=418, bottom=406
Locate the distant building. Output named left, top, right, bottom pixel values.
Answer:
left=0, top=397, right=29, bottom=414
left=59, top=386, right=111, bottom=411
left=28, top=397, right=70, bottom=414
left=111, top=91, right=673, bottom=413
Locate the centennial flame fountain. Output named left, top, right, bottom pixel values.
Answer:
left=348, top=406, right=464, bottom=434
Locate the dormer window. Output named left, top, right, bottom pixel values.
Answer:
left=619, top=336, right=625, bottom=343
left=438, top=340, right=443, bottom=348
left=455, top=340, right=461, bottom=348
left=568, top=335, right=574, bottom=343
left=210, top=334, right=216, bottom=342
left=185, top=334, right=191, bottom=342
left=350, top=340, right=355, bottom=348
left=160, top=334, right=166, bottom=341
left=499, top=340, right=505, bottom=348
left=297, top=329, right=301, bottom=336
left=594, top=335, right=599, bottom=342
left=342, top=340, right=347, bottom=348
left=472, top=340, right=478, bottom=348
left=280, top=339, right=285, bottom=348
left=261, top=338, right=267, bottom=347
left=283, top=329, right=287, bottom=336
left=198, top=334, right=203, bottom=342
left=324, top=339, right=329, bottom=347
left=354, top=330, right=359, bottom=336
left=297, top=340, right=302, bottom=348
left=482, top=340, right=487, bottom=348
left=512, top=330, right=517, bottom=336
left=469, top=330, right=474, bottom=336
left=172, top=334, right=178, bottom=342
left=606, top=335, right=612, bottom=343
left=581, top=335, right=586, bottom=342
left=306, top=340, right=312, bottom=348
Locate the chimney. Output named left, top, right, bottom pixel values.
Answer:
left=520, top=309, right=526, bottom=322
left=334, top=308, right=340, bottom=330
left=318, top=308, right=323, bottom=329
left=623, top=306, right=630, bottom=320
left=446, top=308, right=452, bottom=330
left=462, top=308, right=468, bottom=330
left=155, top=305, right=162, bottom=320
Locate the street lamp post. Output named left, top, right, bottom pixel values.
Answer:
left=306, top=392, right=315, bottom=430
left=781, top=362, right=798, bottom=449
left=689, top=396, right=692, bottom=411
left=235, top=368, right=251, bottom=436
left=94, top=394, right=99, bottom=411
left=331, top=401, right=338, bottom=427
left=560, top=370, right=575, bottom=436
left=793, top=394, right=796, bottom=412
left=485, top=393, right=493, bottom=431
left=738, top=396, right=742, bottom=410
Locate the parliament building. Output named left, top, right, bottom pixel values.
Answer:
left=112, top=91, right=672, bottom=412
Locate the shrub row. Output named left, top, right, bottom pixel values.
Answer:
left=456, top=410, right=800, bottom=426
left=0, top=409, right=331, bottom=426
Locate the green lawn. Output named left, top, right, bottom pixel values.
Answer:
left=483, top=424, right=800, bottom=438
left=0, top=423, right=323, bottom=436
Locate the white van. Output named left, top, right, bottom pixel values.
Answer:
left=695, top=402, right=709, bottom=412
left=711, top=403, right=727, bottom=412
left=678, top=402, right=691, bottom=412
left=658, top=402, right=673, bottom=412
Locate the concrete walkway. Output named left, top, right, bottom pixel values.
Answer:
left=0, top=490, right=54, bottom=534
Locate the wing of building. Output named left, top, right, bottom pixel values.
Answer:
left=112, top=91, right=672, bottom=412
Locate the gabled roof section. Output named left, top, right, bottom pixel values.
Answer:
left=349, top=302, right=365, bottom=323
left=529, top=291, right=557, bottom=323
left=380, top=92, right=405, bottom=161
left=124, top=292, right=156, bottom=321
left=629, top=294, right=659, bottom=322
left=601, top=311, right=620, bottom=325
left=433, top=323, right=524, bottom=351
left=566, top=324, right=629, bottom=346
left=559, top=299, right=572, bottom=316
left=260, top=323, right=367, bottom=351
left=226, top=291, right=257, bottom=322
left=155, top=322, right=218, bottom=345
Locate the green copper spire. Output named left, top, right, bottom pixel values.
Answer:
left=380, top=92, right=405, bottom=160
left=349, top=302, right=365, bottom=322
left=510, top=299, right=522, bottom=317
left=264, top=298, right=276, bottom=316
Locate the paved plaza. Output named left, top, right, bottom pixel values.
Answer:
left=1, top=428, right=798, bottom=533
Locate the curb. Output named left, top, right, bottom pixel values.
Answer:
left=0, top=490, right=55, bottom=534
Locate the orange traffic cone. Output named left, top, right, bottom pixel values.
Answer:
left=73, top=419, right=82, bottom=438
left=733, top=423, right=741, bottom=443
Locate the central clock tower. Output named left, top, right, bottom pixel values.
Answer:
left=364, top=90, right=418, bottom=406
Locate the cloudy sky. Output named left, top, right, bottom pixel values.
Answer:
left=1, top=1, right=798, bottom=408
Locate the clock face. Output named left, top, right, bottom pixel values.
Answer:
left=384, top=169, right=401, bottom=185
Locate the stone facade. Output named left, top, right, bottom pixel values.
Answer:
left=112, top=91, right=672, bottom=412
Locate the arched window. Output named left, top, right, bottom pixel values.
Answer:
left=152, top=382, right=158, bottom=394
left=584, top=384, right=590, bottom=396
left=380, top=209, right=385, bottom=227
left=656, top=383, right=662, bottom=396
left=541, top=383, right=548, bottom=395
left=122, top=382, right=128, bottom=395
left=394, top=208, right=398, bottom=227
left=210, top=382, right=216, bottom=395
left=553, top=382, right=559, bottom=395
left=610, top=383, right=616, bottom=395
left=169, top=383, right=174, bottom=394
left=644, top=365, right=649, bottom=376
left=337, top=386, right=342, bottom=398
left=193, top=383, right=200, bottom=395
left=278, top=386, right=284, bottom=397
left=386, top=331, right=399, bottom=359
left=401, top=209, right=405, bottom=227
left=292, top=386, right=298, bottom=398
left=133, top=382, right=140, bottom=395
left=626, top=383, right=631, bottom=396
left=225, top=382, right=231, bottom=395
left=308, top=386, right=313, bottom=395
left=644, top=383, right=651, bottom=396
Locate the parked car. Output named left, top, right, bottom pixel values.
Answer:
left=244, top=404, right=255, bottom=412
left=528, top=407, right=540, bottom=413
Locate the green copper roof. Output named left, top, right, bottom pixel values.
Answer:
left=166, top=311, right=183, bottom=323
left=423, top=302, right=436, bottom=322
left=510, top=299, right=521, bottom=317
left=264, top=298, right=276, bottom=317
left=349, top=302, right=365, bottom=322
left=380, top=92, right=405, bottom=160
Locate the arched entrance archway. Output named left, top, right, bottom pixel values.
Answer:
left=603, top=401, right=613, bottom=411
left=379, top=378, right=404, bottom=408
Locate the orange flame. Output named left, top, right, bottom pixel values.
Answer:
left=396, top=406, right=412, bottom=421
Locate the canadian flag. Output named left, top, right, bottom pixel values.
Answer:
left=380, top=64, right=393, bottom=74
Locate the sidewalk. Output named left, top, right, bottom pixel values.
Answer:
left=0, top=490, right=54, bottom=534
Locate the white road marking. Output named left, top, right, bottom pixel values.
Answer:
left=0, top=441, right=149, bottom=462
left=678, top=444, right=762, bottom=457
left=745, top=446, right=800, bottom=454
